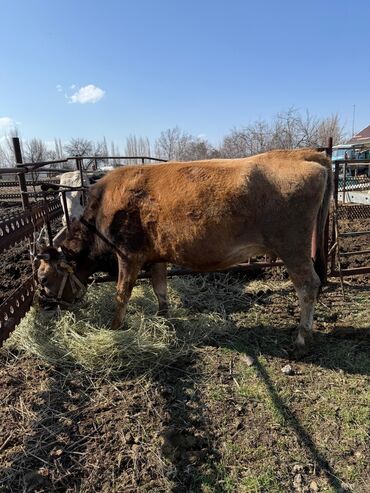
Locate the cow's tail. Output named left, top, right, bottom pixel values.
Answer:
left=313, top=158, right=333, bottom=286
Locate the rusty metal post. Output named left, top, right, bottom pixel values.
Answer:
left=76, top=157, right=86, bottom=206
left=343, top=161, right=347, bottom=203
left=326, top=137, right=333, bottom=158
left=322, top=137, right=333, bottom=276
left=42, top=192, right=53, bottom=246
left=330, top=161, right=340, bottom=274
left=13, top=137, right=30, bottom=210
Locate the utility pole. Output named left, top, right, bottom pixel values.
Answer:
left=352, top=104, right=356, bottom=137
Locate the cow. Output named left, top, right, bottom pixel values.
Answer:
left=36, top=149, right=333, bottom=355
left=41, top=170, right=90, bottom=226
left=58, top=171, right=91, bottom=226
left=41, top=170, right=99, bottom=244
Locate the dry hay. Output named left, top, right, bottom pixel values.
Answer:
left=5, top=274, right=283, bottom=375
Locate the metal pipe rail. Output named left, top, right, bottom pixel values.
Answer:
left=332, top=159, right=370, bottom=165
left=0, top=198, right=63, bottom=254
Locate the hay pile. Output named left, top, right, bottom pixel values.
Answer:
left=6, top=274, right=257, bottom=374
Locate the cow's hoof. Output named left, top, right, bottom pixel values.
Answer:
left=288, top=343, right=309, bottom=360
left=111, top=319, right=122, bottom=330
left=111, top=324, right=130, bottom=331
left=288, top=328, right=313, bottom=359
left=156, top=303, right=169, bottom=317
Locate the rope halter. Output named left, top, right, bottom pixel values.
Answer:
left=55, top=260, right=86, bottom=302
left=36, top=253, right=87, bottom=308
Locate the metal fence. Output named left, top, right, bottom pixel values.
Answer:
left=0, top=138, right=167, bottom=344
left=329, top=159, right=370, bottom=278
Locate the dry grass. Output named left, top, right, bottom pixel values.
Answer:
left=6, top=274, right=247, bottom=374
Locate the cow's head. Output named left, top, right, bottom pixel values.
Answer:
left=36, top=247, right=85, bottom=304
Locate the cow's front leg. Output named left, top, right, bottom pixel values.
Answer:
left=111, top=257, right=141, bottom=330
left=150, top=263, right=169, bottom=316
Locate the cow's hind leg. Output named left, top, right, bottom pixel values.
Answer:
left=150, top=263, right=169, bottom=316
left=111, top=257, right=141, bottom=330
left=285, top=259, right=321, bottom=356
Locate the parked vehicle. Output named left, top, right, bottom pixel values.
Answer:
left=332, top=144, right=370, bottom=177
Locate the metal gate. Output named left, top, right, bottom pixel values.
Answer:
left=329, top=159, right=370, bottom=278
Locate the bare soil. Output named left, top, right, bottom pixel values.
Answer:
left=0, top=277, right=369, bottom=493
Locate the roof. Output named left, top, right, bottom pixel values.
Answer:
left=348, top=124, right=370, bottom=144
left=333, top=144, right=353, bottom=149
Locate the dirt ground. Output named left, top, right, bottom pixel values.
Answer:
left=0, top=275, right=369, bottom=493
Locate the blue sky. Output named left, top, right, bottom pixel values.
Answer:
left=1, top=0, right=369, bottom=147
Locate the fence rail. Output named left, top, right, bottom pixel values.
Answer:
left=0, top=275, right=35, bottom=344
left=0, top=180, right=58, bottom=188
left=0, top=198, right=63, bottom=254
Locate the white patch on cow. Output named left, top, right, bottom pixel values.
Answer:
left=59, top=171, right=90, bottom=226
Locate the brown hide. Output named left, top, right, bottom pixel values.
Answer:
left=81, top=149, right=331, bottom=273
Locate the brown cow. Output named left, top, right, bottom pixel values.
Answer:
left=37, top=149, right=332, bottom=354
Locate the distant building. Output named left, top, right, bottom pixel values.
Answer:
left=332, top=124, right=370, bottom=176
left=348, top=124, right=370, bottom=146
left=331, top=124, right=370, bottom=162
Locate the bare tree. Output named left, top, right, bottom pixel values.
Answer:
left=221, top=108, right=345, bottom=158
left=54, top=138, right=64, bottom=159
left=110, top=141, right=119, bottom=167
left=64, top=138, right=112, bottom=170
left=155, top=127, right=218, bottom=161
left=124, top=135, right=151, bottom=163
left=270, top=107, right=304, bottom=149
left=271, top=108, right=345, bottom=148
left=23, top=138, right=49, bottom=163
left=64, top=138, right=94, bottom=157
left=102, top=136, right=109, bottom=157
left=315, top=114, right=345, bottom=146
left=181, top=138, right=220, bottom=161
left=220, top=120, right=272, bottom=158
left=155, top=127, right=193, bottom=161
left=220, top=129, right=249, bottom=158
